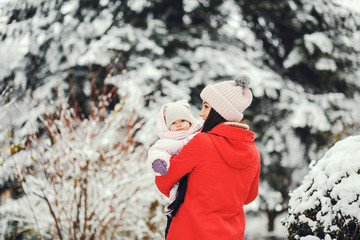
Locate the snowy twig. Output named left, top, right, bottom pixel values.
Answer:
left=40, top=189, right=63, bottom=240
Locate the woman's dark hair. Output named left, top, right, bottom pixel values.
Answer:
left=201, top=108, right=226, bottom=132
left=166, top=107, right=226, bottom=223
left=166, top=173, right=189, bottom=217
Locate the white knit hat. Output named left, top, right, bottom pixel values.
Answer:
left=200, top=74, right=253, bottom=122
left=164, top=100, right=197, bottom=129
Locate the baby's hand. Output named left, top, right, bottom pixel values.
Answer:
left=152, top=159, right=168, bottom=175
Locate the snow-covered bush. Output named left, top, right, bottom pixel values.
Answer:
left=283, top=136, right=360, bottom=239
left=0, top=83, right=165, bottom=239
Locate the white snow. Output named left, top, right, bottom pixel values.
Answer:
left=304, top=32, right=333, bottom=54
left=283, top=47, right=303, bottom=68
left=284, top=135, right=360, bottom=238
left=127, top=0, right=151, bottom=13
left=289, top=98, right=331, bottom=131
left=60, top=0, right=78, bottom=15
left=315, top=58, right=337, bottom=71
left=333, top=0, right=360, bottom=13
left=183, top=0, right=199, bottom=12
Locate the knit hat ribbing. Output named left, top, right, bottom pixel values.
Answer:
left=164, top=100, right=197, bottom=129
left=200, top=74, right=253, bottom=122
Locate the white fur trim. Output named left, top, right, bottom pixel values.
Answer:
left=223, top=121, right=249, bottom=130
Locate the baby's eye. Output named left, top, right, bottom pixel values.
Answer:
left=181, top=120, right=186, bottom=122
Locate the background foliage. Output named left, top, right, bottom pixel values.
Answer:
left=1, top=0, right=359, bottom=239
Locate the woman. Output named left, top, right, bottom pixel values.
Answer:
left=155, top=74, right=261, bottom=240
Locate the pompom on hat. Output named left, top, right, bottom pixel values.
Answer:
left=200, top=74, right=253, bottom=122
left=164, top=100, right=197, bottom=129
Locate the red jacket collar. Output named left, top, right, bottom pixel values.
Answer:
left=208, top=123, right=255, bottom=141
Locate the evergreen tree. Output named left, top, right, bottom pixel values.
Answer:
left=1, top=0, right=359, bottom=237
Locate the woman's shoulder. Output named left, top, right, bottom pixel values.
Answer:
left=176, top=132, right=213, bottom=156
left=188, top=132, right=213, bottom=145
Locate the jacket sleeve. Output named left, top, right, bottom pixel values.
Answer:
left=244, top=162, right=260, bottom=205
left=155, top=134, right=202, bottom=197
left=157, top=138, right=188, bottom=156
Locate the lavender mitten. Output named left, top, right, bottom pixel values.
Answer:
left=152, top=159, right=168, bottom=175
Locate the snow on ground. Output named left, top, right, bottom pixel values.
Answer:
left=245, top=210, right=287, bottom=239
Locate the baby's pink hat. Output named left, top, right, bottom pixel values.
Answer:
left=164, top=100, right=197, bottom=128
left=200, top=74, right=253, bottom=122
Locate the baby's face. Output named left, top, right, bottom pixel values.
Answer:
left=169, top=119, right=191, bottom=131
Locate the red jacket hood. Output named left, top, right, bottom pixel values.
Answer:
left=208, top=123, right=256, bottom=169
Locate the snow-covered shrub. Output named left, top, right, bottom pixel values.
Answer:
left=283, top=136, right=360, bottom=239
left=0, top=83, right=165, bottom=239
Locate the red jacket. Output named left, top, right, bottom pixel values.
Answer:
left=155, top=123, right=261, bottom=240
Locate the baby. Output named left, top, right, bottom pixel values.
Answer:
left=147, top=99, right=202, bottom=205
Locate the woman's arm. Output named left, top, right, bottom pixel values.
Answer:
left=155, top=134, right=203, bottom=197
left=244, top=163, right=260, bottom=205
